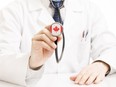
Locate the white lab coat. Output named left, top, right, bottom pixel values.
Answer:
left=0, top=0, right=116, bottom=87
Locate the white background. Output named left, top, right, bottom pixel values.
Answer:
left=0, top=0, right=116, bottom=35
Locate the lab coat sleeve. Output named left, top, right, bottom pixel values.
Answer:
left=89, top=2, right=116, bottom=74
left=26, top=66, right=44, bottom=87
left=0, top=1, right=43, bottom=86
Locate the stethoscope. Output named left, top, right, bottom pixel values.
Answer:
left=49, top=0, right=65, bottom=63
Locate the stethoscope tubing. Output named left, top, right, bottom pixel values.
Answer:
left=50, top=0, right=65, bottom=63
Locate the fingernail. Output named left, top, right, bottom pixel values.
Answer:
left=85, top=82, right=89, bottom=85
left=54, top=44, right=57, bottom=49
left=74, top=81, right=78, bottom=84
left=79, top=82, right=83, bottom=85
left=55, top=37, right=57, bottom=40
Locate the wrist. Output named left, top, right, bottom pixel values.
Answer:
left=30, top=65, right=43, bottom=70
left=29, top=56, right=43, bottom=70
left=93, top=60, right=110, bottom=76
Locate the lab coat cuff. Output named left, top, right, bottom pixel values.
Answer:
left=94, top=57, right=116, bottom=75
left=26, top=64, right=44, bottom=87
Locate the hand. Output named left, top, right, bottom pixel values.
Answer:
left=29, top=26, right=61, bottom=69
left=70, top=61, right=110, bottom=85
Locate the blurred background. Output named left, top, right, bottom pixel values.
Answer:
left=0, top=0, right=116, bottom=35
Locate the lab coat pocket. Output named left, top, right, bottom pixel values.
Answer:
left=78, top=30, right=91, bottom=63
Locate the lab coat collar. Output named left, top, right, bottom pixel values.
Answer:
left=69, top=0, right=82, bottom=12
left=27, top=0, right=54, bottom=27
left=27, top=0, right=82, bottom=12
left=27, top=0, right=43, bottom=11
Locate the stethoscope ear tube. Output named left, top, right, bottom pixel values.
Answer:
left=55, top=31, right=65, bottom=63
left=50, top=22, right=65, bottom=63
left=50, top=0, right=65, bottom=63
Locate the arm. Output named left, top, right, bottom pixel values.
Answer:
left=90, top=2, right=116, bottom=75
left=0, top=1, right=44, bottom=86
left=70, top=1, right=116, bottom=85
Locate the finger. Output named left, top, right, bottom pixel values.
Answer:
left=85, top=72, right=98, bottom=85
left=34, top=34, right=57, bottom=49
left=39, top=28, right=57, bottom=41
left=94, top=73, right=105, bottom=84
left=39, top=41, right=54, bottom=51
left=78, top=71, right=92, bottom=85
left=70, top=75, right=77, bottom=81
left=75, top=67, right=87, bottom=84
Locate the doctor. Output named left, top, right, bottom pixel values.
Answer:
left=0, top=0, right=116, bottom=86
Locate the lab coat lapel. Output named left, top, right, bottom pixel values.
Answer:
left=69, top=0, right=82, bottom=12
left=27, top=0, right=43, bottom=11
left=37, top=8, right=55, bottom=27
left=28, top=0, right=54, bottom=28
left=63, top=0, right=83, bottom=32
left=63, top=0, right=89, bottom=64
left=57, top=0, right=84, bottom=64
